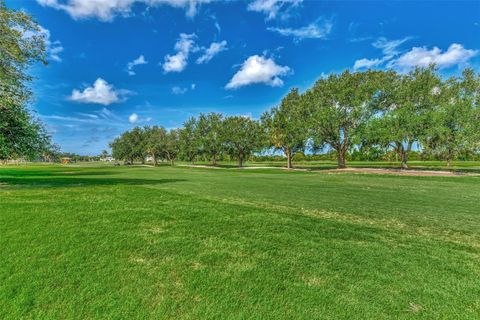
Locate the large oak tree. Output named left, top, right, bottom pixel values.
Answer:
left=305, top=70, right=384, bottom=168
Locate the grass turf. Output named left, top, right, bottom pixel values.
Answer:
left=1, top=164, right=479, bottom=319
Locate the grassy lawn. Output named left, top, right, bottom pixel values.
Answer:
left=1, top=164, right=479, bottom=319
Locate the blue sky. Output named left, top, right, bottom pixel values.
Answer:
left=9, top=0, right=480, bottom=155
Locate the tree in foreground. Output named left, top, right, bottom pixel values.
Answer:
left=0, top=1, right=53, bottom=162
left=422, top=68, right=480, bottom=166
left=366, top=66, right=441, bottom=168
left=305, top=70, right=384, bottom=168
left=261, top=88, right=308, bottom=169
left=222, top=116, right=264, bottom=167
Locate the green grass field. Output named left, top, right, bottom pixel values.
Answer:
left=1, top=164, right=479, bottom=319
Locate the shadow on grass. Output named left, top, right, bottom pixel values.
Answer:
left=0, top=174, right=186, bottom=189
left=0, top=169, right=119, bottom=178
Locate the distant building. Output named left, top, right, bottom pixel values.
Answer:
left=100, top=157, right=115, bottom=162
left=61, top=157, right=71, bottom=164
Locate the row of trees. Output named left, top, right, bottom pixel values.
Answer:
left=0, top=1, right=55, bottom=163
left=110, top=114, right=264, bottom=167
left=111, top=66, right=479, bottom=169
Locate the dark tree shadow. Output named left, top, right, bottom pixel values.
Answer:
left=0, top=173, right=186, bottom=188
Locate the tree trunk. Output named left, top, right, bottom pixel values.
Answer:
left=238, top=155, right=243, bottom=168
left=337, top=151, right=346, bottom=169
left=286, top=148, right=293, bottom=169
left=212, top=153, right=217, bottom=166
left=400, top=150, right=408, bottom=169
left=447, top=158, right=452, bottom=167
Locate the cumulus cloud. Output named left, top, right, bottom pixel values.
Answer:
left=69, top=78, right=131, bottom=105
left=162, top=33, right=197, bottom=73
left=36, top=0, right=212, bottom=21
left=353, top=37, right=477, bottom=71
left=196, top=40, right=227, bottom=64
left=126, top=55, right=148, bottom=75
left=267, top=19, right=332, bottom=40
left=225, top=55, right=291, bottom=89
left=247, top=0, right=302, bottom=20
left=394, top=43, right=478, bottom=69
left=128, top=113, right=139, bottom=123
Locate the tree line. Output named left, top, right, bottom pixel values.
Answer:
left=110, top=66, right=480, bottom=169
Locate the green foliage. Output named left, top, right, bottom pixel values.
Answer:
left=0, top=1, right=52, bottom=161
left=422, top=68, right=480, bottom=165
left=261, top=88, right=308, bottom=168
left=178, top=117, right=199, bottom=163
left=365, top=66, right=442, bottom=168
left=195, top=113, right=224, bottom=165
left=222, top=116, right=264, bottom=167
left=305, top=70, right=386, bottom=168
left=110, top=127, right=146, bottom=163
left=109, top=67, right=480, bottom=170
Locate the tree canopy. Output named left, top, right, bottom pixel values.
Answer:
left=0, top=1, right=53, bottom=162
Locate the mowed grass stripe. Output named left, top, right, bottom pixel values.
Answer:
left=0, top=165, right=479, bottom=319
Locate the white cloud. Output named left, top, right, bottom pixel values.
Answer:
left=373, top=37, right=411, bottom=58
left=267, top=19, right=332, bottom=40
left=128, top=112, right=152, bottom=124
left=225, top=55, right=291, bottom=89
left=247, top=0, right=302, bottom=20
left=353, top=38, right=478, bottom=71
left=162, top=33, right=196, bottom=73
left=196, top=40, right=227, bottom=64
left=394, top=43, right=478, bottom=69
left=69, top=78, right=130, bottom=105
left=126, top=55, right=148, bottom=75
left=128, top=113, right=139, bottom=123
left=353, top=37, right=412, bottom=70
left=172, top=86, right=188, bottom=95
left=36, top=0, right=212, bottom=21
left=171, top=84, right=195, bottom=94
left=353, top=58, right=383, bottom=70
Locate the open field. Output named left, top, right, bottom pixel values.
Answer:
left=1, top=164, right=480, bottom=319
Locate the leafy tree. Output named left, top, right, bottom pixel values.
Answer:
left=195, top=113, right=224, bottom=165
left=422, top=68, right=480, bottom=166
left=305, top=70, right=384, bottom=168
left=261, top=88, right=308, bottom=169
left=0, top=1, right=52, bottom=162
left=366, top=66, right=441, bottom=168
left=222, top=116, right=264, bottom=167
left=164, top=129, right=180, bottom=165
left=110, top=127, right=146, bottom=163
left=143, top=126, right=167, bottom=165
left=179, top=117, right=198, bottom=163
